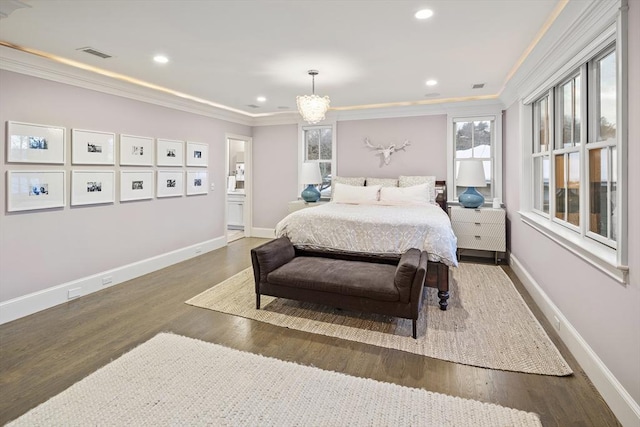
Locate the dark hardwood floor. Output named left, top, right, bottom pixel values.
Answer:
left=0, top=238, right=620, bottom=426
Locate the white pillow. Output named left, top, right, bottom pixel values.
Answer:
left=379, top=183, right=430, bottom=205
left=332, top=183, right=381, bottom=204
left=398, top=175, right=436, bottom=203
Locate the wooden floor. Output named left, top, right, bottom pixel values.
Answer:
left=0, top=237, right=620, bottom=426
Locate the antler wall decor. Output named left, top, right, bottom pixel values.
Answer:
left=364, top=138, right=411, bottom=165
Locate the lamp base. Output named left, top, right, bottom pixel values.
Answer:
left=301, top=184, right=321, bottom=202
left=459, top=187, right=485, bottom=208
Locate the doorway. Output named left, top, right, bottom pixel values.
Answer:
left=226, top=134, right=252, bottom=243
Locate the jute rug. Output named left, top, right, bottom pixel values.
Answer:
left=187, top=263, right=572, bottom=376
left=8, top=333, right=542, bottom=426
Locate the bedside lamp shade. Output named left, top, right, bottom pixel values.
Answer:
left=457, top=160, right=487, bottom=208
left=300, top=162, right=322, bottom=202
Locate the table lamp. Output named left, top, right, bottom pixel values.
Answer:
left=300, top=162, right=322, bottom=202
left=456, top=160, right=487, bottom=208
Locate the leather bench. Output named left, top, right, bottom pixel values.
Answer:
left=250, top=237, right=428, bottom=338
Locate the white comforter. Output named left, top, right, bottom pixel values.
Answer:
left=275, top=202, right=458, bottom=267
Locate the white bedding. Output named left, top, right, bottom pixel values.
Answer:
left=275, top=202, right=458, bottom=267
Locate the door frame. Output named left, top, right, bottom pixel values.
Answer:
left=225, top=133, right=252, bottom=240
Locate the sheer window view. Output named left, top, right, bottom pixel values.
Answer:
left=304, top=127, right=332, bottom=198
left=454, top=119, right=493, bottom=200
left=530, top=44, right=617, bottom=248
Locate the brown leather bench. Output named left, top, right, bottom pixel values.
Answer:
left=250, top=237, right=428, bottom=338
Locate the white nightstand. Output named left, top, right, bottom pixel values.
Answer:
left=288, top=200, right=328, bottom=213
left=449, top=206, right=505, bottom=264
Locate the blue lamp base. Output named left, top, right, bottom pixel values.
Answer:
left=301, top=184, right=321, bottom=202
left=459, top=186, right=485, bottom=208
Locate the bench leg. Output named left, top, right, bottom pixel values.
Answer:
left=256, top=293, right=261, bottom=309
left=412, top=319, right=417, bottom=339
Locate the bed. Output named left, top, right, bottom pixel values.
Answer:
left=274, top=178, right=457, bottom=310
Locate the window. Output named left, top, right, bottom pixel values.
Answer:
left=450, top=115, right=501, bottom=203
left=299, top=124, right=335, bottom=199
left=523, top=33, right=626, bottom=282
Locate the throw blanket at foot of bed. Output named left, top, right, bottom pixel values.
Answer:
left=251, top=237, right=428, bottom=338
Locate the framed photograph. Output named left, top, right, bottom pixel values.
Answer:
left=72, top=129, right=115, bottom=165
left=156, top=139, right=184, bottom=166
left=7, top=121, right=66, bottom=164
left=120, top=170, right=154, bottom=202
left=186, top=170, right=208, bottom=195
left=7, top=170, right=66, bottom=212
left=120, top=134, right=154, bottom=166
left=71, top=170, right=115, bottom=206
left=157, top=170, right=184, bottom=198
left=186, top=141, right=208, bottom=167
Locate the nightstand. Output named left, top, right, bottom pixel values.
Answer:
left=449, top=206, right=505, bottom=264
left=288, top=200, right=328, bottom=213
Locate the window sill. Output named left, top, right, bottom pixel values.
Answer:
left=519, top=211, right=628, bottom=284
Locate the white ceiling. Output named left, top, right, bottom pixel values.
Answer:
left=0, top=0, right=561, bottom=118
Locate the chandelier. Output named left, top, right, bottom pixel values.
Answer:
left=296, top=70, right=330, bottom=124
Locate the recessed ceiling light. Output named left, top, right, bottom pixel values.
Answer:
left=153, top=55, right=169, bottom=64
left=415, top=9, right=434, bottom=20
left=426, top=79, right=438, bottom=86
left=256, top=96, right=267, bottom=103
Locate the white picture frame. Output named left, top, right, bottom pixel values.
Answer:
left=157, top=170, right=184, bottom=198
left=7, top=170, right=66, bottom=212
left=72, top=129, right=115, bottom=165
left=71, top=170, right=115, bottom=206
left=120, top=134, right=154, bottom=166
left=7, top=121, right=66, bottom=164
left=120, top=170, right=154, bottom=202
left=186, top=141, right=208, bottom=167
left=186, top=170, right=208, bottom=195
left=156, top=139, right=184, bottom=166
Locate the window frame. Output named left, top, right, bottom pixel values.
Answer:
left=298, top=122, right=337, bottom=201
left=519, top=21, right=628, bottom=284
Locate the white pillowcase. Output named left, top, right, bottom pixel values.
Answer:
left=379, top=183, right=431, bottom=205
left=398, top=175, right=436, bottom=203
left=332, top=183, right=381, bottom=204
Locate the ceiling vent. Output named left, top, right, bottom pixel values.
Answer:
left=246, top=104, right=260, bottom=109
left=77, top=47, right=112, bottom=59
left=472, top=83, right=485, bottom=89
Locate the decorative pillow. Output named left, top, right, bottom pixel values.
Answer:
left=366, top=177, right=398, bottom=187
left=330, top=176, right=366, bottom=199
left=398, top=175, right=436, bottom=204
left=332, top=183, right=381, bottom=204
left=379, top=183, right=430, bottom=205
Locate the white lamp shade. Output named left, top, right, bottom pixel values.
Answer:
left=300, top=162, right=322, bottom=184
left=457, top=160, right=487, bottom=187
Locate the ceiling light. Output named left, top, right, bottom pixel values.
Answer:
left=426, top=79, right=438, bottom=86
left=256, top=96, right=267, bottom=103
left=415, top=9, right=434, bottom=20
left=296, top=70, right=330, bottom=124
left=153, top=55, right=169, bottom=64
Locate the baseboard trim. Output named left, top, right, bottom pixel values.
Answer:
left=250, top=227, right=275, bottom=239
left=510, top=255, right=640, bottom=427
left=0, top=237, right=227, bottom=325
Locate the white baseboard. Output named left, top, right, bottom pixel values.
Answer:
left=0, top=237, right=227, bottom=325
left=510, top=255, right=640, bottom=427
left=250, top=227, right=275, bottom=239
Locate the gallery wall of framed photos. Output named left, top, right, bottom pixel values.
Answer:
left=5, top=120, right=210, bottom=213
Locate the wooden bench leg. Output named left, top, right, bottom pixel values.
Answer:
left=412, top=319, right=417, bottom=339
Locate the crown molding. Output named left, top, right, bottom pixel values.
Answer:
left=0, top=45, right=257, bottom=127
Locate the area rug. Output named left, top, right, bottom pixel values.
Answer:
left=187, top=264, right=572, bottom=376
left=8, top=333, right=542, bottom=426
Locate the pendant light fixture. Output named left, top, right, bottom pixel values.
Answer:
left=296, top=70, right=330, bottom=124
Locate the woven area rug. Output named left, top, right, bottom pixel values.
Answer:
left=9, top=333, right=542, bottom=426
left=187, top=263, right=572, bottom=376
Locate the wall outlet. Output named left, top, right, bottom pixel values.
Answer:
left=102, top=276, right=113, bottom=286
left=68, top=287, right=82, bottom=299
left=553, top=315, right=561, bottom=331
left=210, top=183, right=215, bottom=191
left=195, top=246, right=202, bottom=254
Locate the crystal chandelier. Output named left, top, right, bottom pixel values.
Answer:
left=296, top=70, right=330, bottom=124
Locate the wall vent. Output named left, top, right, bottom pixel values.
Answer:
left=472, top=83, right=485, bottom=89
left=77, top=47, right=112, bottom=59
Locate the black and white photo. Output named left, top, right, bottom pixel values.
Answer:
left=156, top=139, right=184, bottom=166
left=8, top=121, right=65, bottom=164
left=72, top=171, right=115, bottom=205
left=7, top=171, right=66, bottom=211
left=29, top=137, right=48, bottom=150
left=73, top=129, right=115, bottom=165
left=87, top=143, right=103, bottom=153
left=87, top=181, right=102, bottom=192
left=29, top=184, right=49, bottom=196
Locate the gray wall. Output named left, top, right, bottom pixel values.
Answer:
left=0, top=70, right=251, bottom=301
